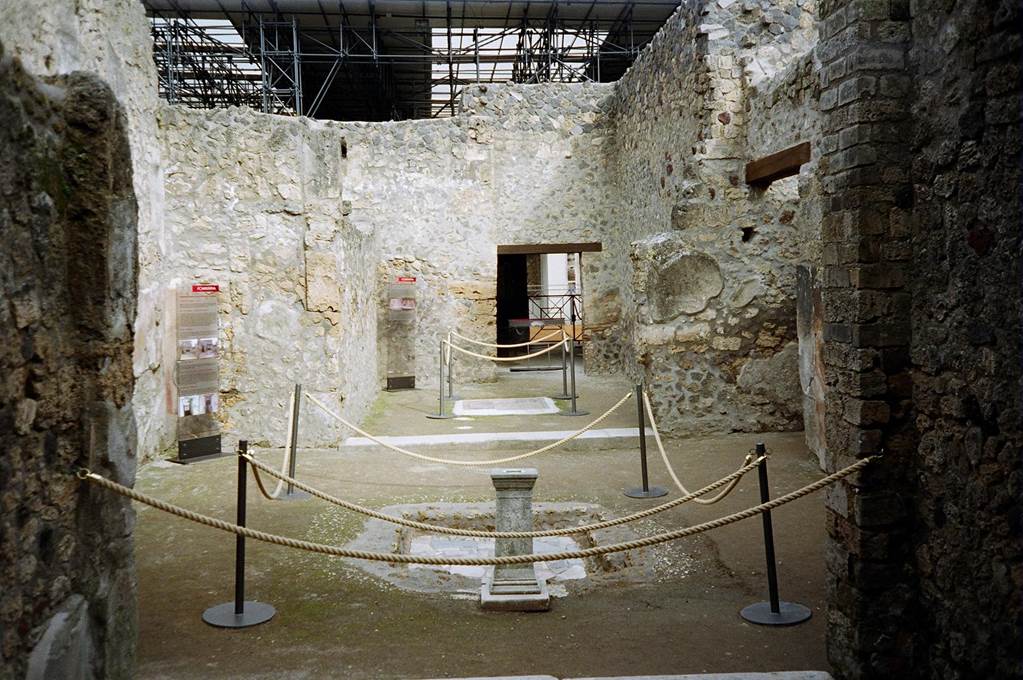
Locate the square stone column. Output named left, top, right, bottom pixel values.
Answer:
left=480, top=468, right=550, bottom=611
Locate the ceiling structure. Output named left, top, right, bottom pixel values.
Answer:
left=142, top=0, right=681, bottom=120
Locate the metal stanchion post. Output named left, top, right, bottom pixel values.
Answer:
left=552, top=332, right=572, bottom=401
left=740, top=442, right=812, bottom=626
left=558, top=298, right=588, bottom=417
left=202, top=440, right=276, bottom=628
left=281, top=383, right=308, bottom=500
left=447, top=345, right=459, bottom=401
left=624, top=383, right=667, bottom=498
left=427, top=337, right=453, bottom=419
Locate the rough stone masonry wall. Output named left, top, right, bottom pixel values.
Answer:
left=610, top=0, right=819, bottom=435
left=348, top=83, right=616, bottom=385
left=157, top=83, right=615, bottom=445
left=0, top=47, right=138, bottom=679
left=158, top=105, right=378, bottom=449
left=0, top=0, right=175, bottom=461
left=905, top=0, right=1021, bottom=676
left=745, top=52, right=828, bottom=464
left=818, top=0, right=1021, bottom=678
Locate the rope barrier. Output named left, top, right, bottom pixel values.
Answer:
left=78, top=456, right=875, bottom=565
left=643, top=391, right=750, bottom=505
left=304, top=390, right=634, bottom=466
left=445, top=337, right=568, bottom=362
left=257, top=391, right=297, bottom=500
left=243, top=452, right=766, bottom=538
left=449, top=329, right=565, bottom=349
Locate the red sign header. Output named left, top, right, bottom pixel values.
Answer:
left=192, top=284, right=220, bottom=293
left=396, top=276, right=416, bottom=283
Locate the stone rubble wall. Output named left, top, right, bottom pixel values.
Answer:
left=816, top=1, right=1022, bottom=678
left=350, top=83, right=617, bottom=385
left=746, top=51, right=827, bottom=463
left=158, top=105, right=378, bottom=449
left=0, top=47, right=138, bottom=680
left=608, top=0, right=820, bottom=435
left=0, top=0, right=175, bottom=462
left=157, top=82, right=617, bottom=446
left=906, top=1, right=1021, bottom=673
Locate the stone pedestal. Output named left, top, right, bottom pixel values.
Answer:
left=480, top=468, right=550, bottom=611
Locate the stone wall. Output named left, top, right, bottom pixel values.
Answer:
left=0, top=0, right=174, bottom=460
left=158, top=105, right=378, bottom=449
left=157, top=82, right=617, bottom=446
left=352, top=83, right=617, bottom=385
left=0, top=47, right=138, bottom=679
left=906, top=0, right=1020, bottom=676
left=818, top=0, right=1022, bottom=678
left=609, top=0, right=820, bottom=435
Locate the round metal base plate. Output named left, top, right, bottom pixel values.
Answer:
left=202, top=601, right=276, bottom=628
left=551, top=394, right=576, bottom=401
left=740, top=601, right=812, bottom=626
left=558, top=410, right=590, bottom=417
left=425, top=413, right=454, bottom=419
left=279, top=489, right=310, bottom=502
left=624, top=486, right=669, bottom=499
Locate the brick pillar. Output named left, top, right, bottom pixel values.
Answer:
left=816, top=1, right=917, bottom=677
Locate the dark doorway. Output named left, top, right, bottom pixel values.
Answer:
left=495, top=242, right=602, bottom=360
left=496, top=253, right=529, bottom=352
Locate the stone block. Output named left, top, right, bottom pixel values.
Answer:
left=25, top=595, right=92, bottom=680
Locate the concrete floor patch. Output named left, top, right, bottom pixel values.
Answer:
left=453, top=397, right=560, bottom=416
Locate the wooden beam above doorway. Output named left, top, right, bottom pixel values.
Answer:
left=497, top=242, right=603, bottom=255
left=745, top=142, right=811, bottom=186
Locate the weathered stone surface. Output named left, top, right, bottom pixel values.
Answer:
left=25, top=595, right=92, bottom=680
left=796, top=265, right=826, bottom=467
left=0, top=0, right=173, bottom=460
left=0, top=44, right=138, bottom=679
left=649, top=251, right=724, bottom=321
left=609, top=1, right=817, bottom=436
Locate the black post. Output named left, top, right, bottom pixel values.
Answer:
left=427, top=336, right=452, bottom=419
left=234, top=442, right=247, bottom=614
left=624, top=384, right=667, bottom=499
left=552, top=330, right=571, bottom=400
left=558, top=295, right=588, bottom=417
left=758, top=444, right=781, bottom=613
left=739, top=442, right=811, bottom=626
left=447, top=347, right=458, bottom=400
left=281, top=385, right=308, bottom=500
left=287, top=384, right=300, bottom=495
left=201, top=440, right=276, bottom=628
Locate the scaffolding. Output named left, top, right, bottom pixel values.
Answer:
left=145, top=1, right=672, bottom=121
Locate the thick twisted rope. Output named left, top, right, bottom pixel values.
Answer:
left=450, top=329, right=565, bottom=349
left=78, top=456, right=874, bottom=565
left=644, top=392, right=750, bottom=505
left=244, top=452, right=765, bottom=537
left=304, top=390, right=634, bottom=466
left=445, top=336, right=567, bottom=362
left=259, top=391, right=297, bottom=500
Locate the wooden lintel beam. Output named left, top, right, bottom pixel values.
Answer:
left=745, top=141, right=811, bottom=186
left=497, top=242, right=603, bottom=255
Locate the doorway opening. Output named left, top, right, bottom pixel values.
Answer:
left=495, top=242, right=601, bottom=362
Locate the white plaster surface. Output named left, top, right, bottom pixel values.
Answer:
left=453, top=397, right=560, bottom=416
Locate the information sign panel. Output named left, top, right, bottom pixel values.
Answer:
left=175, top=284, right=221, bottom=459
left=386, top=276, right=417, bottom=389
